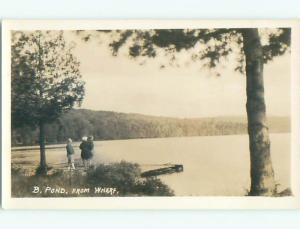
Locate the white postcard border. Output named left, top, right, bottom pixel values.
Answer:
left=2, top=19, right=300, bottom=209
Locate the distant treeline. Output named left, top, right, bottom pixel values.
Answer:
left=12, top=109, right=290, bottom=146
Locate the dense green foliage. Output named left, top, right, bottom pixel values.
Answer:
left=11, top=161, right=174, bottom=197
left=12, top=109, right=290, bottom=146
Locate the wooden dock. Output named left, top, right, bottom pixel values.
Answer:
left=141, top=164, right=183, bottom=177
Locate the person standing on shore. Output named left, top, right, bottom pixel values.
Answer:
left=80, top=136, right=95, bottom=170
left=66, top=138, right=75, bottom=170
left=86, top=136, right=94, bottom=168
left=80, top=136, right=89, bottom=170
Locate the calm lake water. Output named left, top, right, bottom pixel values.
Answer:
left=12, top=133, right=290, bottom=196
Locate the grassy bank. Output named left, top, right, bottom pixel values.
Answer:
left=12, top=161, right=174, bottom=197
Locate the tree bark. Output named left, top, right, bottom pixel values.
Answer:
left=39, top=120, right=47, bottom=175
left=241, top=28, right=276, bottom=196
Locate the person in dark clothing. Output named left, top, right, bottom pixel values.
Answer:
left=80, top=136, right=88, bottom=169
left=86, top=136, right=94, bottom=156
left=66, top=138, right=75, bottom=170
left=80, top=136, right=94, bottom=169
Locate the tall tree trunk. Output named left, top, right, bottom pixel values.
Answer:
left=242, top=28, right=276, bottom=196
left=39, top=120, right=47, bottom=175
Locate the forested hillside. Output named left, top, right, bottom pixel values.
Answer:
left=12, top=109, right=290, bottom=146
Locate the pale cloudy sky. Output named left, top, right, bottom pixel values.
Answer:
left=64, top=31, right=290, bottom=118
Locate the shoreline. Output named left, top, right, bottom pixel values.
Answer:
left=11, top=132, right=290, bottom=151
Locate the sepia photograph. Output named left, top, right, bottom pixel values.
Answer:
left=2, top=20, right=300, bottom=209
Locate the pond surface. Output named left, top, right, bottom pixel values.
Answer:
left=12, top=133, right=290, bottom=196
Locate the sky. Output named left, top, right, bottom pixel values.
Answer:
left=64, top=31, right=290, bottom=118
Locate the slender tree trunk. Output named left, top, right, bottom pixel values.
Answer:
left=242, top=28, right=276, bottom=196
left=39, top=120, right=47, bottom=175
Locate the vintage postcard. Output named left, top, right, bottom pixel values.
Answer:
left=2, top=20, right=300, bottom=209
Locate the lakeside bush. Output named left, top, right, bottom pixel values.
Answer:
left=11, top=161, right=174, bottom=197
